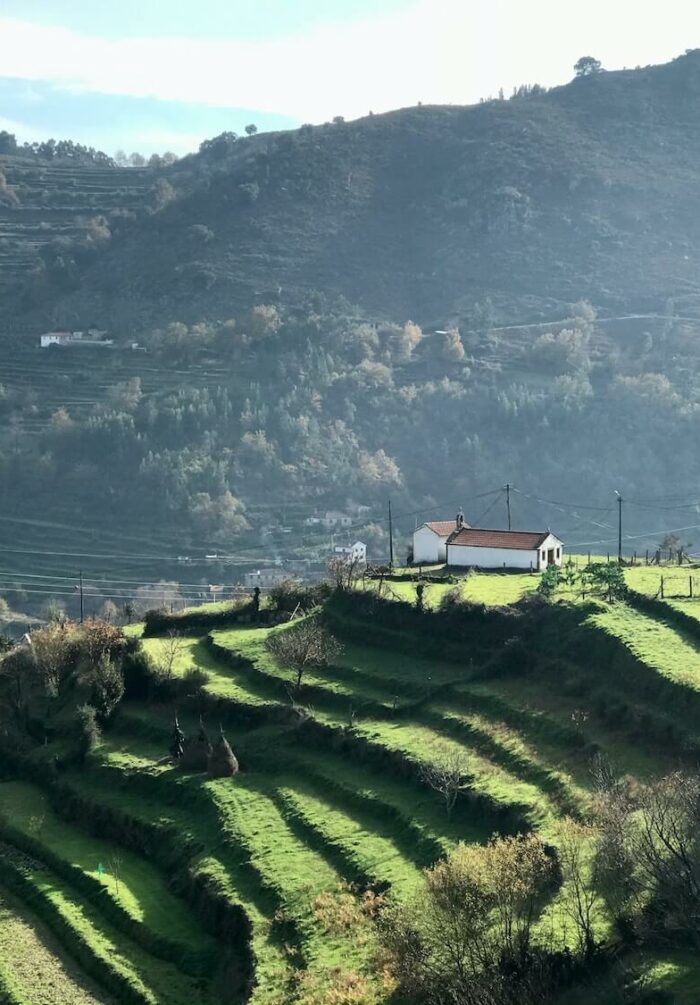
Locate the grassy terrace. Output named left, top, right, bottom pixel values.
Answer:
left=0, top=780, right=213, bottom=962
left=587, top=602, right=700, bottom=695
left=360, top=569, right=540, bottom=607
left=0, top=885, right=113, bottom=1005
left=9, top=570, right=700, bottom=1002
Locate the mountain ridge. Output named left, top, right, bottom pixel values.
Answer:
left=4, top=49, right=700, bottom=337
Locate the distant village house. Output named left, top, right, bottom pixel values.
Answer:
left=243, top=568, right=290, bottom=589
left=40, top=329, right=113, bottom=348
left=333, top=541, right=367, bottom=564
left=412, top=513, right=563, bottom=571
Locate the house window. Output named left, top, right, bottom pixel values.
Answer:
left=541, top=551, right=546, bottom=560
left=556, top=548, right=561, bottom=558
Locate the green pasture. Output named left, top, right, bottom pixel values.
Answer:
left=0, top=781, right=212, bottom=957
left=588, top=602, right=700, bottom=694
left=0, top=886, right=112, bottom=1005
left=12, top=570, right=700, bottom=1004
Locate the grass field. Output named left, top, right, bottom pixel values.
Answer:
left=6, top=572, right=700, bottom=1003
left=0, top=886, right=113, bottom=1005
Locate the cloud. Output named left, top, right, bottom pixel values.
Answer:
left=0, top=3, right=697, bottom=123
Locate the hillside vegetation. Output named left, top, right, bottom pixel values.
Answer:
left=4, top=573, right=700, bottom=1002
left=3, top=55, right=700, bottom=591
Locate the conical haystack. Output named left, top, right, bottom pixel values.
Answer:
left=208, top=726, right=239, bottom=778
left=180, top=717, right=212, bottom=772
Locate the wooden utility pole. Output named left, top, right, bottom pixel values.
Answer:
left=505, top=483, right=511, bottom=531
left=78, top=570, right=84, bottom=624
left=388, top=499, right=394, bottom=570
left=615, top=491, right=623, bottom=563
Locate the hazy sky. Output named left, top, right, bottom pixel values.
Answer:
left=1, top=0, right=699, bottom=154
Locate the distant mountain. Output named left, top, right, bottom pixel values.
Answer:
left=4, top=50, right=700, bottom=336
left=3, top=54, right=700, bottom=611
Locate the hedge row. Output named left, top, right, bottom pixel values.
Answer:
left=267, top=750, right=445, bottom=868
left=293, top=715, right=531, bottom=838
left=142, top=600, right=261, bottom=636
left=50, top=784, right=255, bottom=997
left=0, top=843, right=156, bottom=1005
left=0, top=746, right=256, bottom=1002
left=0, top=820, right=211, bottom=977
left=626, top=587, right=700, bottom=645
left=205, top=635, right=394, bottom=720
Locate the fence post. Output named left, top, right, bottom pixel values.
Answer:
left=691, top=576, right=693, bottom=599
left=661, top=575, right=664, bottom=599
left=588, top=550, right=591, bottom=565
left=646, top=549, right=649, bottom=565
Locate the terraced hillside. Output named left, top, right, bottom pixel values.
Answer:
left=0, top=155, right=155, bottom=295
left=4, top=574, right=700, bottom=1003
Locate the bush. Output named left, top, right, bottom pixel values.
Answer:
left=268, top=579, right=331, bottom=614
left=121, top=638, right=158, bottom=699
left=75, top=704, right=100, bottom=761
left=177, top=667, right=210, bottom=698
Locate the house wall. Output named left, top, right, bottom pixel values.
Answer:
left=447, top=535, right=563, bottom=571
left=413, top=526, right=446, bottom=564
left=447, top=545, right=539, bottom=570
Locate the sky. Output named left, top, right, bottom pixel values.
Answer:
left=1, top=0, right=699, bottom=156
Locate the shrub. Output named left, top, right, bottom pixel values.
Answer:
left=75, top=704, right=101, bottom=761
left=269, top=579, right=330, bottom=614
left=177, top=666, right=210, bottom=698
left=121, top=638, right=158, bottom=699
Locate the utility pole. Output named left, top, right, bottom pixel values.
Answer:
left=505, top=483, right=511, bottom=531
left=615, top=491, right=623, bottom=563
left=78, top=570, right=84, bottom=623
left=388, top=499, right=394, bottom=570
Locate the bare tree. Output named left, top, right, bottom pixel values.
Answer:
left=558, top=817, right=600, bottom=956
left=265, top=619, right=342, bottom=691
left=155, top=630, right=185, bottom=682
left=420, top=744, right=468, bottom=819
left=327, top=555, right=362, bottom=591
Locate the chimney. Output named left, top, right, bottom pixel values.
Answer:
left=456, top=510, right=465, bottom=531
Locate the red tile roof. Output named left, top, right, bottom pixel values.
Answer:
left=448, top=528, right=555, bottom=551
left=424, top=520, right=465, bottom=537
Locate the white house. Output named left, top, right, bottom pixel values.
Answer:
left=40, top=330, right=113, bottom=349
left=243, top=568, right=290, bottom=589
left=446, top=528, right=563, bottom=571
left=334, top=541, right=367, bottom=564
left=323, top=510, right=353, bottom=529
left=412, top=513, right=468, bottom=565
left=40, top=331, right=72, bottom=347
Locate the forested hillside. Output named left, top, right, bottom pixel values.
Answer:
left=5, top=50, right=700, bottom=329
left=3, top=52, right=700, bottom=598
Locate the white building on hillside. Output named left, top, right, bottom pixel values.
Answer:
left=446, top=528, right=563, bottom=571
left=243, top=568, right=289, bottom=589
left=412, top=512, right=467, bottom=565
left=333, top=541, right=367, bottom=564
left=322, top=510, right=353, bottom=529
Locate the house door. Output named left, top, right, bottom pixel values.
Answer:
left=547, top=549, right=556, bottom=565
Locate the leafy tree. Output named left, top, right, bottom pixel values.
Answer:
left=380, top=834, right=555, bottom=1003
left=439, top=328, right=465, bottom=362
left=244, top=124, right=258, bottom=136
left=248, top=304, right=282, bottom=340
left=574, top=56, right=603, bottom=77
